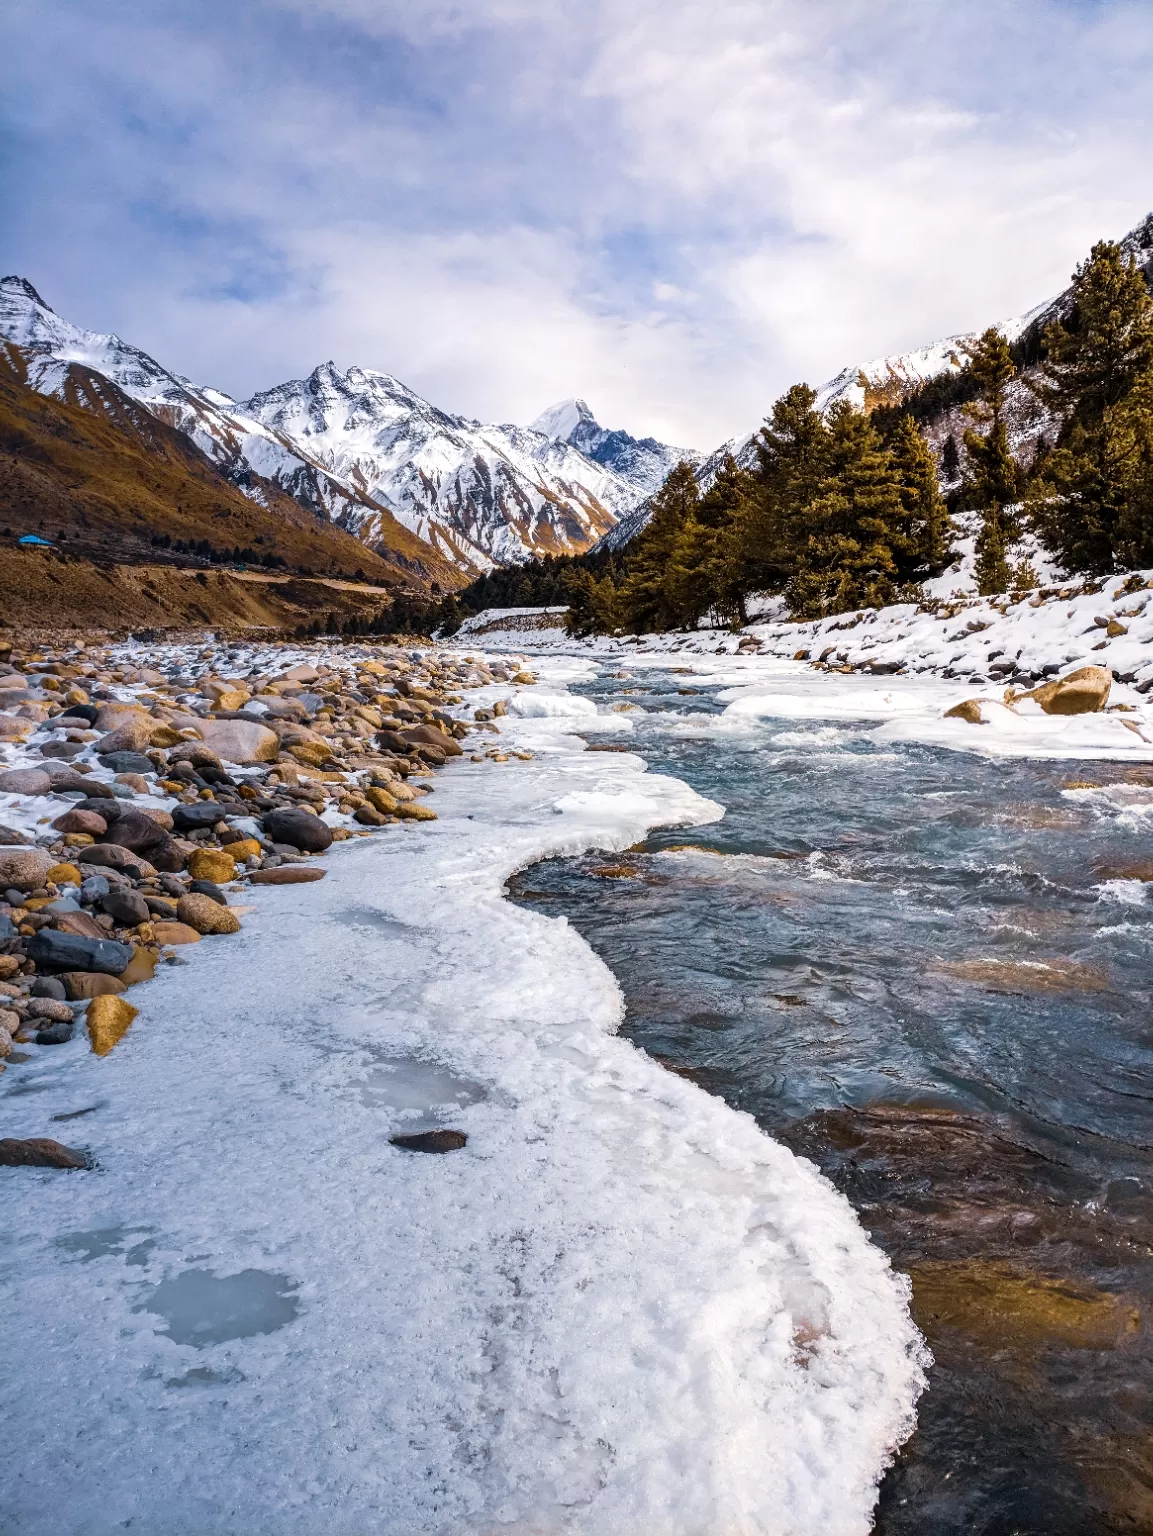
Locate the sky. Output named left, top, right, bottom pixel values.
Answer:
left=3, top=0, right=1152, bottom=450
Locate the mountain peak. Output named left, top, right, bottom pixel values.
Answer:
left=530, top=398, right=599, bottom=443
left=0, top=276, right=54, bottom=314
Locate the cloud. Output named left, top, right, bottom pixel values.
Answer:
left=2, top=0, right=1152, bottom=448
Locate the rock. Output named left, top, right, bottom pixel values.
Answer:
left=288, top=741, right=333, bottom=768
left=284, top=663, right=320, bottom=683
left=0, top=847, right=53, bottom=892
left=151, top=921, right=202, bottom=946
left=354, top=804, right=387, bottom=825
left=223, top=837, right=261, bottom=863
left=375, top=729, right=411, bottom=755
left=51, top=911, right=108, bottom=940
left=102, top=889, right=151, bottom=926
left=26, top=997, right=73, bottom=1022
left=87, top=994, right=138, bottom=1055
left=95, top=719, right=156, bottom=754
left=27, top=930, right=134, bottom=975
left=248, top=866, right=326, bottom=884
left=30, top=976, right=67, bottom=1000
left=46, top=862, right=83, bottom=886
left=0, top=714, right=33, bottom=739
left=0, top=956, right=22, bottom=979
left=37, top=740, right=87, bottom=760
left=394, top=801, right=438, bottom=822
left=93, top=702, right=150, bottom=732
left=261, top=807, right=333, bottom=853
left=77, top=844, right=157, bottom=879
left=98, top=807, right=171, bottom=855
left=36, top=1019, right=75, bottom=1045
left=0, top=768, right=53, bottom=795
left=52, top=808, right=108, bottom=836
left=166, top=743, right=223, bottom=770
left=193, top=719, right=279, bottom=764
left=390, top=1129, right=468, bottom=1153
left=0, top=1137, right=86, bottom=1168
left=172, top=802, right=229, bottom=833
left=118, top=946, right=157, bottom=986
left=365, top=785, right=399, bottom=814
left=59, top=971, right=127, bottom=1000
left=944, top=699, right=985, bottom=724
left=1027, top=665, right=1112, bottom=716
left=79, top=874, right=111, bottom=902
left=177, top=893, right=241, bottom=935
left=0, top=824, right=32, bottom=845
left=96, top=751, right=155, bottom=775
left=403, top=722, right=463, bottom=756
left=188, top=879, right=227, bottom=904
left=186, top=848, right=236, bottom=884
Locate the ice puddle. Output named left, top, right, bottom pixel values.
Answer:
left=0, top=656, right=926, bottom=1536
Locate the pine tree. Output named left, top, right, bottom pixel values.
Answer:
left=962, top=327, right=1020, bottom=531
left=734, top=385, right=829, bottom=597
left=890, top=414, right=953, bottom=578
left=666, top=455, right=754, bottom=628
left=786, top=402, right=905, bottom=618
left=941, top=433, right=961, bottom=482
left=1029, top=241, right=1153, bottom=573
left=975, top=503, right=1011, bottom=595
left=619, top=461, right=701, bottom=632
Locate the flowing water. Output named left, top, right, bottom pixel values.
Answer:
left=508, top=663, right=1153, bottom=1536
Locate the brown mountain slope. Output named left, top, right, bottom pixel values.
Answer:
left=0, top=342, right=460, bottom=591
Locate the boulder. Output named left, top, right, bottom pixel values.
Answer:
left=193, top=719, right=279, bottom=764
left=52, top=911, right=108, bottom=940
left=151, top=921, right=202, bottom=946
left=222, top=837, right=261, bottom=863
left=77, top=844, right=157, bottom=878
left=402, top=722, right=463, bottom=756
left=1027, top=665, right=1112, bottom=716
left=52, top=808, right=108, bottom=836
left=93, top=703, right=151, bottom=732
left=261, top=807, right=333, bottom=853
left=177, top=893, right=241, bottom=935
left=59, top=971, right=127, bottom=1001
left=97, top=751, right=155, bottom=774
left=0, top=768, right=53, bottom=796
left=944, top=699, right=985, bottom=724
left=0, top=847, right=53, bottom=892
left=0, top=1137, right=86, bottom=1169
left=118, top=946, right=157, bottom=986
left=87, top=994, right=138, bottom=1056
left=172, top=802, right=229, bottom=833
left=95, top=718, right=155, bottom=754
left=186, top=848, right=236, bottom=884
left=0, top=824, right=33, bottom=845
left=102, top=889, right=151, bottom=926
left=27, top=930, right=133, bottom=975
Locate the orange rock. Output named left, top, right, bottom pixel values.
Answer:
left=186, top=848, right=236, bottom=883
left=87, top=994, right=138, bottom=1055
left=151, top=921, right=202, bottom=946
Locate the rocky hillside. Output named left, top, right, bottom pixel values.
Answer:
left=0, top=340, right=451, bottom=589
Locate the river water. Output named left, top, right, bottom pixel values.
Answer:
left=507, top=662, right=1153, bottom=1535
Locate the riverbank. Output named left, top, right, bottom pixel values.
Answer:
left=0, top=641, right=926, bottom=1534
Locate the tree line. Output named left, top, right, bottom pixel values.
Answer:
left=439, top=236, right=1153, bottom=636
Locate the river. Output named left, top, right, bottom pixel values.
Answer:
left=507, top=659, right=1153, bottom=1535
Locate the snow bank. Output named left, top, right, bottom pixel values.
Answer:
left=0, top=656, right=925, bottom=1535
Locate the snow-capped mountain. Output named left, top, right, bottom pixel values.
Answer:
left=0, top=278, right=669, bottom=571
left=528, top=397, right=695, bottom=505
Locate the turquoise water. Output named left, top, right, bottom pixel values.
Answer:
left=508, top=664, right=1153, bottom=1535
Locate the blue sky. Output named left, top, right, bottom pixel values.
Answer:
left=3, top=0, right=1152, bottom=447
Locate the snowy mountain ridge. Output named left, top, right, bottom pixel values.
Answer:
left=0, top=278, right=682, bottom=572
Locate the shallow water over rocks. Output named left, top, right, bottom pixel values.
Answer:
left=508, top=664, right=1153, bottom=1535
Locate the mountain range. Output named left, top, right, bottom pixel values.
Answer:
left=0, top=277, right=690, bottom=576
left=3, top=211, right=1151, bottom=585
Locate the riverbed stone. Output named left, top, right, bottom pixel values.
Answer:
left=193, top=719, right=279, bottom=764
left=77, top=844, right=157, bottom=878
left=118, top=946, right=158, bottom=986
left=248, top=866, right=326, bottom=884
left=151, top=921, right=201, bottom=946
left=102, top=889, right=151, bottom=927
left=87, top=994, right=138, bottom=1055
left=46, top=862, right=83, bottom=886
left=944, top=699, right=985, bottom=724
left=390, top=1129, right=467, bottom=1153
left=0, top=848, right=53, bottom=892
left=27, top=930, right=133, bottom=975
left=177, top=893, right=241, bottom=935
left=261, top=807, right=333, bottom=853
left=1027, top=665, right=1112, bottom=715
left=186, top=848, right=236, bottom=883
left=59, top=971, right=127, bottom=1001
left=0, top=1137, right=86, bottom=1168
left=52, top=808, right=108, bottom=836
left=0, top=768, right=53, bottom=796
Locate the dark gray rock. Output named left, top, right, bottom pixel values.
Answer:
left=98, top=752, right=155, bottom=774
left=102, top=889, right=150, bottom=926
left=172, top=802, right=229, bottom=833
left=261, top=807, right=333, bottom=853
left=188, top=880, right=227, bottom=905
left=37, top=741, right=86, bottom=760
left=26, top=930, right=133, bottom=975
left=0, top=825, right=33, bottom=846
left=31, top=977, right=67, bottom=1000
left=35, top=1019, right=75, bottom=1045
left=79, top=874, right=111, bottom=903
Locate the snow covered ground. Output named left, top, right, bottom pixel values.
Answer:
left=458, top=568, right=1153, bottom=762
left=0, top=652, right=927, bottom=1536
